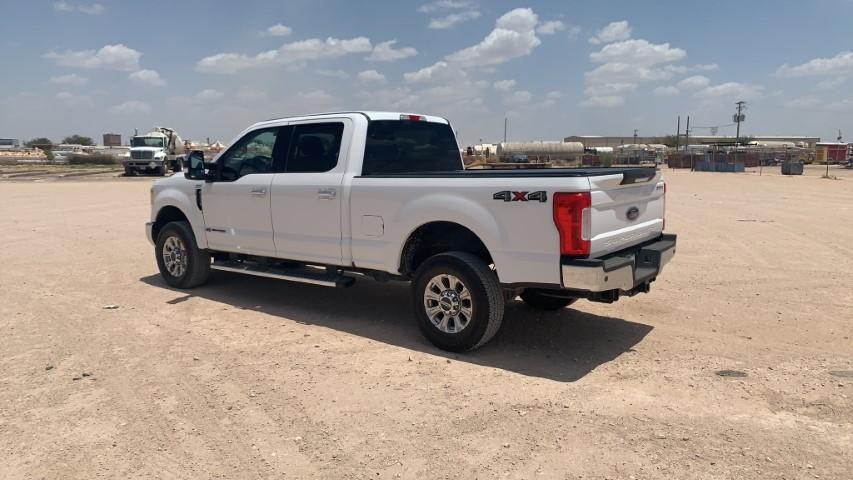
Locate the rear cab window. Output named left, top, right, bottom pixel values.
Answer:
left=361, top=120, right=462, bottom=175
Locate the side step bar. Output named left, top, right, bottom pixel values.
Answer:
left=210, top=260, right=355, bottom=288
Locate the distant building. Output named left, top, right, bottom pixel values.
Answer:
left=0, top=138, right=20, bottom=150
left=103, top=133, right=121, bottom=147
left=564, top=135, right=820, bottom=149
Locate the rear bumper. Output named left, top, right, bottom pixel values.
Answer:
left=561, top=234, right=676, bottom=293
left=145, top=222, right=154, bottom=246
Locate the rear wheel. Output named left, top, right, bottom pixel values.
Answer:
left=412, top=252, right=504, bottom=352
left=123, top=167, right=134, bottom=176
left=155, top=221, right=210, bottom=288
left=520, top=289, right=577, bottom=311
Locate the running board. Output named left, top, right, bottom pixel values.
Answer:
left=210, top=261, right=355, bottom=288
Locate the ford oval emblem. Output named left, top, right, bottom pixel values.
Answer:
left=626, top=206, right=640, bottom=221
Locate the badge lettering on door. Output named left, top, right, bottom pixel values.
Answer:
left=493, top=191, right=547, bottom=203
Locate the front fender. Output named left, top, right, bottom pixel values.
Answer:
left=152, top=183, right=207, bottom=248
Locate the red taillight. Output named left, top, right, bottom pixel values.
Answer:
left=400, top=114, right=424, bottom=121
left=553, top=192, right=591, bottom=257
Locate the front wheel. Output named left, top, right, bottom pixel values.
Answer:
left=412, top=252, right=504, bottom=352
left=155, top=221, right=210, bottom=288
left=520, top=289, right=577, bottom=311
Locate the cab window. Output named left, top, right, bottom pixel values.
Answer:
left=285, top=122, right=344, bottom=173
left=218, top=128, right=279, bottom=181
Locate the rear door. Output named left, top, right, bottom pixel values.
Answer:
left=587, top=170, right=665, bottom=257
left=270, top=119, right=352, bottom=265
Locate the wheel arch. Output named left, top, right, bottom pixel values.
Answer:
left=398, top=221, right=495, bottom=278
left=152, top=205, right=190, bottom=243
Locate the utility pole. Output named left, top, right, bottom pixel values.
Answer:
left=686, top=116, right=692, bottom=170
left=633, top=129, right=638, bottom=144
left=676, top=116, right=681, bottom=151
left=734, top=101, right=746, bottom=147
left=503, top=117, right=507, bottom=143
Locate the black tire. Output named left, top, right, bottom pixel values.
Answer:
left=172, top=158, right=183, bottom=173
left=520, top=289, right=577, bottom=311
left=124, top=167, right=134, bottom=176
left=412, top=252, right=504, bottom=352
left=156, top=165, right=167, bottom=176
left=155, top=221, right=210, bottom=288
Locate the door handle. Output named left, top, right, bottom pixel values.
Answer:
left=318, top=188, right=337, bottom=200
left=249, top=188, right=267, bottom=196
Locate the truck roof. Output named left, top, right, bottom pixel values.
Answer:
left=253, top=111, right=450, bottom=129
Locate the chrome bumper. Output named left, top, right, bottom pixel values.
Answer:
left=145, top=222, right=154, bottom=246
left=561, top=234, right=676, bottom=292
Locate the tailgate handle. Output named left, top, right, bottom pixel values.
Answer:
left=620, top=168, right=656, bottom=185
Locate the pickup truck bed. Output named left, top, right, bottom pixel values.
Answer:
left=147, top=111, right=676, bottom=352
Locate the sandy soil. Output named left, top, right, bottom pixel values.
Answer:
left=1, top=166, right=851, bottom=479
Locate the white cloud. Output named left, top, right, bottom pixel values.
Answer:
left=236, top=87, right=267, bottom=101
left=56, top=91, right=93, bottom=108
left=493, top=79, right=517, bottom=91
left=786, top=96, right=820, bottom=109
left=404, top=61, right=456, bottom=83
left=53, top=1, right=104, bottom=15
left=428, top=10, right=481, bottom=29
left=262, top=24, right=292, bottom=37
left=367, top=40, right=417, bottom=62
left=359, top=87, right=420, bottom=110
left=110, top=100, right=151, bottom=115
left=196, top=37, right=372, bottom=74
left=50, top=73, right=88, bottom=86
left=695, top=82, right=764, bottom=99
left=581, top=96, right=625, bottom=108
left=128, top=69, right=166, bottom=87
left=316, top=69, right=349, bottom=78
left=677, top=75, right=710, bottom=90
left=542, top=90, right=562, bottom=107
left=417, top=0, right=474, bottom=13
left=444, top=8, right=541, bottom=67
left=536, top=20, right=565, bottom=35
left=196, top=89, right=224, bottom=101
left=357, top=69, right=386, bottom=82
left=776, top=51, right=853, bottom=77
left=567, top=25, right=582, bottom=40
left=585, top=62, right=675, bottom=84
left=419, top=0, right=480, bottom=28
left=653, top=86, right=680, bottom=96
left=296, top=89, right=335, bottom=103
left=584, top=82, right=636, bottom=97
left=590, top=39, right=686, bottom=66
left=816, top=77, right=846, bottom=89
left=589, top=20, right=631, bottom=45
left=503, top=90, right=532, bottom=107
left=43, top=44, right=141, bottom=71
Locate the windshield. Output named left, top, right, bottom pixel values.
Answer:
left=362, top=120, right=462, bottom=175
left=131, top=137, right=164, bottom=148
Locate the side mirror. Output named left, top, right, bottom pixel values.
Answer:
left=184, top=150, right=206, bottom=180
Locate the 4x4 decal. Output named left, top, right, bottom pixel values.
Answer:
left=492, top=191, right=547, bottom=203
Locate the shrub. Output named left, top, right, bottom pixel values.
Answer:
left=68, top=153, right=120, bottom=165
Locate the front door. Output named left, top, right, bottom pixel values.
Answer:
left=270, top=119, right=351, bottom=265
left=201, top=127, right=281, bottom=256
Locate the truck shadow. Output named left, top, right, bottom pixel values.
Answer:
left=140, top=272, right=653, bottom=383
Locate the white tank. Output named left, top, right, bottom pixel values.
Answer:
left=497, top=141, right=584, bottom=157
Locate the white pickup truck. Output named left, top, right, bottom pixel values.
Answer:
left=147, top=111, right=676, bottom=351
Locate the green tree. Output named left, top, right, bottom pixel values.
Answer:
left=25, top=137, right=53, bottom=147
left=62, top=134, right=95, bottom=146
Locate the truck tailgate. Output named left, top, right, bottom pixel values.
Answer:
left=587, top=171, right=665, bottom=257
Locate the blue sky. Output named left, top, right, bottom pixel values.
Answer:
left=2, top=0, right=853, bottom=146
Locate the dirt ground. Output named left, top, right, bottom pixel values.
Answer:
left=1, top=165, right=851, bottom=479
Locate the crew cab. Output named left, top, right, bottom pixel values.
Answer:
left=147, top=111, right=676, bottom=351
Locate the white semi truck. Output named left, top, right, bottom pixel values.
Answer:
left=124, top=127, right=187, bottom=176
